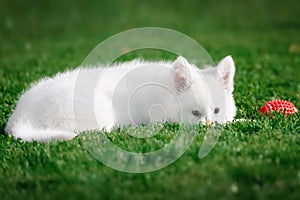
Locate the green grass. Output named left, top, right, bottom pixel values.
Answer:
left=1, top=0, right=300, bottom=199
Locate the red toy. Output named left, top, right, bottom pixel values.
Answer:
left=259, top=100, right=298, bottom=116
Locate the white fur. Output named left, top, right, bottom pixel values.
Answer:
left=5, top=56, right=236, bottom=142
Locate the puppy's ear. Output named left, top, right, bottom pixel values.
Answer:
left=172, top=56, right=192, bottom=92
left=217, top=56, right=235, bottom=93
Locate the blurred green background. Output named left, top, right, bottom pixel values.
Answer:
left=1, top=0, right=300, bottom=63
left=0, top=0, right=299, bottom=200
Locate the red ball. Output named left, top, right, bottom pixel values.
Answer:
left=259, top=100, right=298, bottom=116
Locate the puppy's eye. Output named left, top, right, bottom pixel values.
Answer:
left=214, top=107, right=220, bottom=114
left=192, top=110, right=200, bottom=116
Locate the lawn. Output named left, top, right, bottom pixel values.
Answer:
left=0, top=0, right=300, bottom=199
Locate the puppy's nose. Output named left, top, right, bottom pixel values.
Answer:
left=206, top=119, right=212, bottom=126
